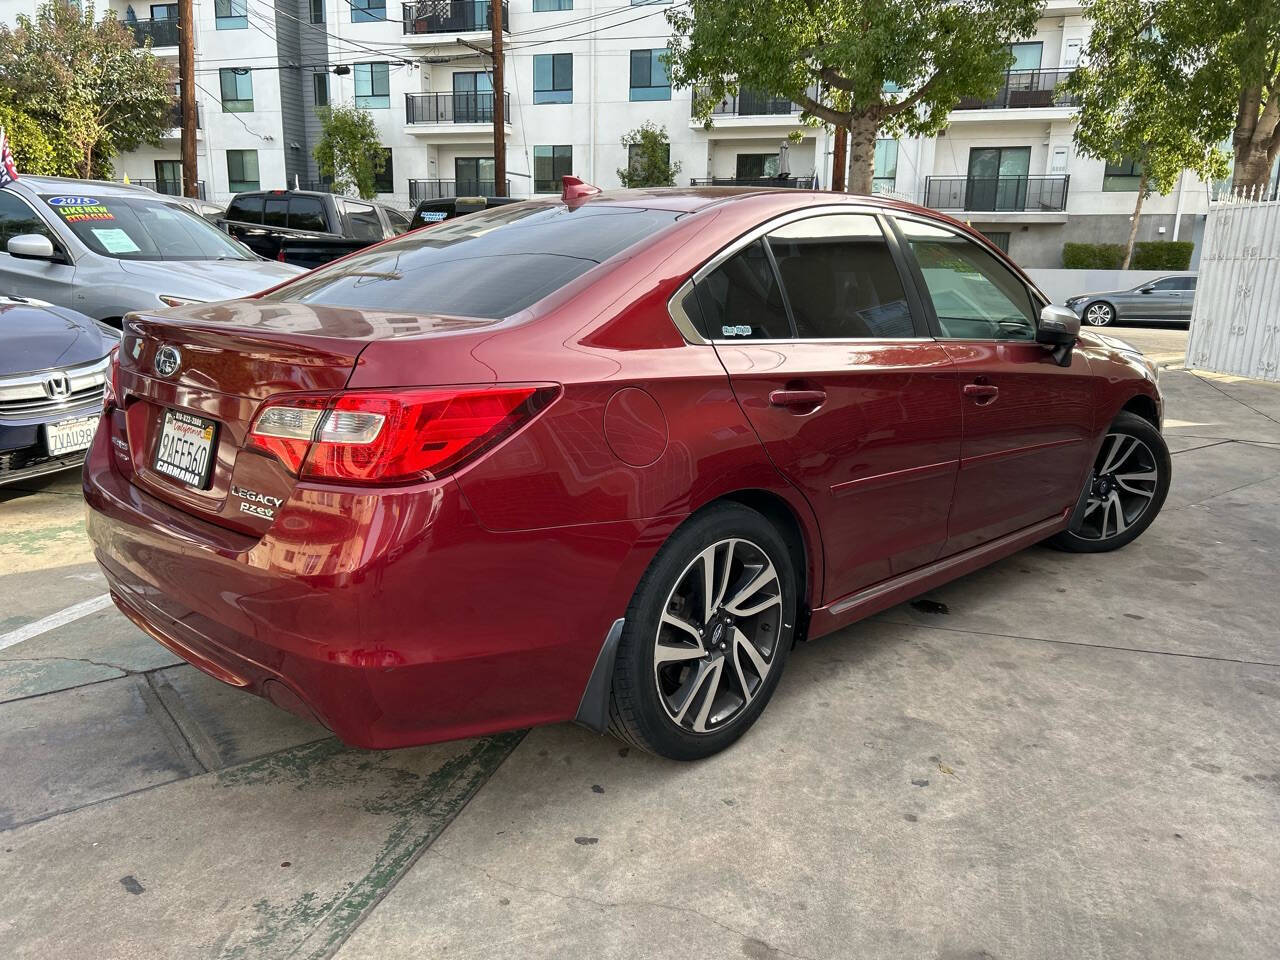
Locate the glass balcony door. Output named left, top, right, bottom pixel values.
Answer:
left=966, top=147, right=1031, bottom=211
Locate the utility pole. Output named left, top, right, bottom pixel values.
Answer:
left=831, top=126, right=848, bottom=192
left=178, top=0, right=197, bottom=198
left=490, top=0, right=506, bottom=197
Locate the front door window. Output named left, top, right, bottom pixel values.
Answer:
left=966, top=147, right=1031, bottom=211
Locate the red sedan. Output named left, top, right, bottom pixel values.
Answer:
left=83, top=185, right=1170, bottom=760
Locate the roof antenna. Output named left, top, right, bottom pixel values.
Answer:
left=562, top=175, right=600, bottom=208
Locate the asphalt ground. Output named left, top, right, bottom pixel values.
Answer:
left=2, top=324, right=1277, bottom=959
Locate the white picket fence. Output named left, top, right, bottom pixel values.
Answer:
left=1186, top=187, right=1280, bottom=381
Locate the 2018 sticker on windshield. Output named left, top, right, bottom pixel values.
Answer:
left=91, top=227, right=141, bottom=254
left=47, top=196, right=114, bottom=223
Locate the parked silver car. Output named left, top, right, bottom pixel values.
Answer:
left=0, top=176, right=304, bottom=326
left=1065, top=275, right=1197, bottom=327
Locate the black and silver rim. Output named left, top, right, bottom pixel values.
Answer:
left=1077, top=432, right=1160, bottom=540
left=1085, top=303, right=1113, bottom=326
left=653, top=538, right=783, bottom=735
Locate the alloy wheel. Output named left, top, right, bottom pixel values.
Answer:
left=653, top=538, right=783, bottom=735
left=1085, top=303, right=1113, bottom=326
left=1077, top=432, right=1160, bottom=540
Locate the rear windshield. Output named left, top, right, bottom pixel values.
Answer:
left=42, top=194, right=255, bottom=261
left=263, top=203, right=679, bottom=318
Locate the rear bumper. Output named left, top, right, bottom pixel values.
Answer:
left=83, top=422, right=673, bottom=749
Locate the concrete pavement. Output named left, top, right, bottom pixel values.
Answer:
left=1, top=324, right=1276, bottom=959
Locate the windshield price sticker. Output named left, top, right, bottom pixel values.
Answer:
left=46, top=196, right=114, bottom=223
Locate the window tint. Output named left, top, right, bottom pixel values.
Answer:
left=264, top=204, right=679, bottom=319
left=1150, top=276, right=1190, bottom=291
left=898, top=219, right=1036, bottom=340
left=263, top=197, right=288, bottom=228
left=343, top=201, right=382, bottom=241
left=227, top=194, right=263, bottom=224
left=385, top=208, right=410, bottom=235
left=289, top=195, right=328, bottom=231
left=766, top=214, right=914, bottom=339
left=0, top=192, right=53, bottom=246
left=694, top=240, right=791, bottom=340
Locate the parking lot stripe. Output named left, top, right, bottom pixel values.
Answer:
left=0, top=593, right=112, bottom=652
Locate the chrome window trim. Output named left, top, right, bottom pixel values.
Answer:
left=666, top=203, right=930, bottom=347
left=0, top=355, right=111, bottom=402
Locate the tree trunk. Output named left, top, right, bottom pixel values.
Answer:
left=1121, top=170, right=1148, bottom=271
left=845, top=116, right=877, bottom=195
left=831, top=126, right=848, bottom=192
left=1232, top=81, right=1280, bottom=195
left=1232, top=140, right=1276, bottom=196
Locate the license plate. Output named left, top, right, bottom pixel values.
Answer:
left=44, top=415, right=100, bottom=457
left=153, top=409, right=218, bottom=489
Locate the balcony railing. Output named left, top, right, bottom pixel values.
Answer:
left=689, top=177, right=817, bottom=189
left=130, top=18, right=181, bottom=48
left=408, top=179, right=510, bottom=202
left=701, top=86, right=818, bottom=118
left=954, top=68, right=1078, bottom=111
left=923, top=175, right=1070, bottom=212
left=405, top=91, right=511, bottom=124
left=120, top=179, right=208, bottom=200
left=402, top=1, right=508, bottom=35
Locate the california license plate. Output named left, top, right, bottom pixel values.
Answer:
left=153, top=409, right=217, bottom=489
left=44, top=415, right=99, bottom=456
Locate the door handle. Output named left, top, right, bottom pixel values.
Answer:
left=769, top=389, right=827, bottom=409
left=963, top=383, right=1000, bottom=403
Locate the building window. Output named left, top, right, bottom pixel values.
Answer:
left=1007, top=41, right=1043, bottom=71
left=1103, top=156, right=1144, bottom=191
left=533, top=53, right=572, bottom=104
left=313, top=72, right=329, bottom=107
left=456, top=157, right=496, bottom=194
left=214, top=0, right=247, bottom=29
left=533, top=0, right=572, bottom=8
left=219, top=68, right=254, bottom=113
left=628, top=141, right=670, bottom=174
left=309, top=0, right=324, bottom=23
left=227, top=150, right=259, bottom=193
left=629, top=48, right=670, bottom=101
left=374, top=148, right=393, bottom=193
left=350, top=0, right=385, bottom=23
left=873, top=138, right=898, bottom=193
left=981, top=230, right=1011, bottom=254
left=354, top=63, right=390, bottom=109
left=154, top=160, right=182, bottom=195
left=533, top=144, right=572, bottom=192
left=736, top=154, right=779, bottom=179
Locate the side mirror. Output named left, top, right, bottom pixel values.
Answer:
left=1139, top=286, right=1154, bottom=294
left=7, top=234, right=57, bottom=261
left=1037, top=304, right=1080, bottom=367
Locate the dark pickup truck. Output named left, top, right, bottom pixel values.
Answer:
left=222, top=190, right=413, bottom=269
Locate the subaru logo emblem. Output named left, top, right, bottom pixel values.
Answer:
left=154, top=345, right=181, bottom=378
left=43, top=372, right=70, bottom=399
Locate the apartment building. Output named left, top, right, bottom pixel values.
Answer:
left=0, top=0, right=1223, bottom=266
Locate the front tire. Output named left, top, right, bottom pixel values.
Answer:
left=608, top=503, right=797, bottom=760
left=1049, top=411, right=1171, bottom=553
left=1084, top=301, right=1115, bottom=326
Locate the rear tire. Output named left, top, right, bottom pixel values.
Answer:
left=608, top=503, right=797, bottom=760
left=1049, top=411, right=1171, bottom=553
left=1084, top=301, right=1115, bottom=326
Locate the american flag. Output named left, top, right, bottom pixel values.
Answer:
left=0, top=127, right=18, bottom=189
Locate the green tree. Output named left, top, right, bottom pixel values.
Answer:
left=665, top=0, right=1041, bottom=194
left=1076, top=0, right=1280, bottom=195
left=314, top=103, right=386, bottom=200
left=0, top=2, right=171, bottom=178
left=617, top=121, right=681, bottom=187
left=1067, top=5, right=1230, bottom=268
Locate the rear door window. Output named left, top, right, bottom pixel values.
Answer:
left=896, top=218, right=1037, bottom=341
left=343, top=201, right=383, bottom=241
left=264, top=204, right=680, bottom=319
left=766, top=214, right=916, bottom=339
left=288, top=195, right=328, bottom=232
left=693, top=240, right=792, bottom=340
left=385, top=208, right=411, bottom=235
left=226, top=194, right=263, bottom=224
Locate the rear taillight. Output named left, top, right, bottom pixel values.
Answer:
left=103, top=345, right=121, bottom=412
left=246, top=386, right=555, bottom=484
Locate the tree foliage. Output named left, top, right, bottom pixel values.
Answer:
left=1075, top=0, right=1280, bottom=194
left=1067, top=0, right=1231, bottom=266
left=617, top=121, right=681, bottom=187
left=665, top=0, right=1042, bottom=193
left=314, top=103, right=386, bottom=200
left=0, top=2, right=172, bottom=178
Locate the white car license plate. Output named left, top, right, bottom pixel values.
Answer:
left=44, top=415, right=100, bottom=457
left=153, top=409, right=218, bottom=489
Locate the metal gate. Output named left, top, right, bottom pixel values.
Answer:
left=1186, top=190, right=1280, bottom=381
